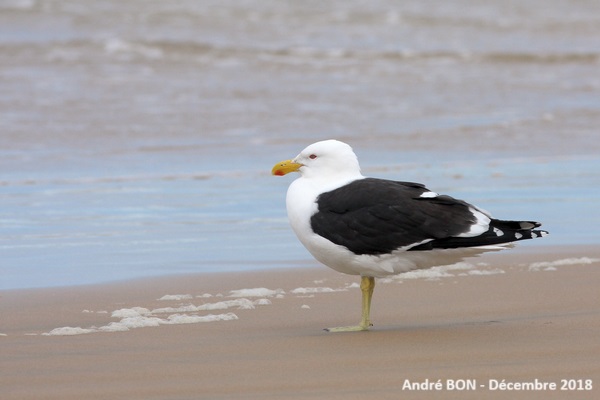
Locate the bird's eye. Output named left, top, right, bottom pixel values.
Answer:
left=309, top=154, right=317, bottom=159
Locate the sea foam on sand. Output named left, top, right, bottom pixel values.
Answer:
left=526, top=257, right=600, bottom=271
left=42, top=290, right=282, bottom=336
left=38, top=257, right=597, bottom=336
left=228, top=288, right=285, bottom=298
left=380, top=262, right=504, bottom=283
left=158, top=294, right=193, bottom=301
left=291, top=287, right=344, bottom=294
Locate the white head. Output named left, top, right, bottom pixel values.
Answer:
left=272, top=139, right=362, bottom=181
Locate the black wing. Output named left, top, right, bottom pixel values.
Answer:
left=310, top=178, right=546, bottom=255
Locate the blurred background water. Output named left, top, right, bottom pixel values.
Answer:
left=1, top=0, right=599, bottom=289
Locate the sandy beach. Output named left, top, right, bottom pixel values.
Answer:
left=2, top=245, right=598, bottom=399
left=3, top=1, right=599, bottom=398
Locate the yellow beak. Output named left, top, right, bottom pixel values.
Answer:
left=272, top=159, right=303, bottom=176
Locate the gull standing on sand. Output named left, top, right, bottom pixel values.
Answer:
left=272, top=140, right=548, bottom=332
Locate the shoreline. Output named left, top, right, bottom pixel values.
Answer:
left=2, top=242, right=592, bottom=293
left=2, top=244, right=599, bottom=399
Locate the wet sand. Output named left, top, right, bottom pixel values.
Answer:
left=1, top=246, right=599, bottom=399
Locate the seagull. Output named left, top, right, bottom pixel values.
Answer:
left=272, top=139, right=548, bottom=332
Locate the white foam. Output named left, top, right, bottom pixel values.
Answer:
left=152, top=298, right=256, bottom=314
left=158, top=294, right=193, bottom=301
left=228, top=288, right=285, bottom=297
left=41, top=283, right=291, bottom=337
left=2, top=0, right=35, bottom=11
left=199, top=298, right=255, bottom=310
left=527, top=257, right=600, bottom=271
left=97, top=322, right=130, bottom=332
left=291, top=287, right=344, bottom=294
left=41, top=291, right=280, bottom=336
left=111, top=307, right=151, bottom=318
left=44, top=310, right=240, bottom=336
left=395, top=262, right=473, bottom=280
left=0, top=333, right=8, bottom=337
left=103, top=38, right=163, bottom=59
left=165, top=313, right=238, bottom=324
left=461, top=268, right=505, bottom=276
left=150, top=304, right=200, bottom=314
left=392, top=262, right=503, bottom=281
left=119, top=316, right=164, bottom=329
left=397, top=268, right=454, bottom=280
left=43, top=327, right=96, bottom=336
left=301, top=305, right=311, bottom=309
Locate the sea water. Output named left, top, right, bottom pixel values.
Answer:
left=1, top=0, right=599, bottom=289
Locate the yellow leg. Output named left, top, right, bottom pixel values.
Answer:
left=325, top=276, right=375, bottom=332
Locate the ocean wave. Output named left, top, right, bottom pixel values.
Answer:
left=2, top=39, right=598, bottom=65
left=0, top=0, right=35, bottom=11
left=0, top=172, right=216, bottom=188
